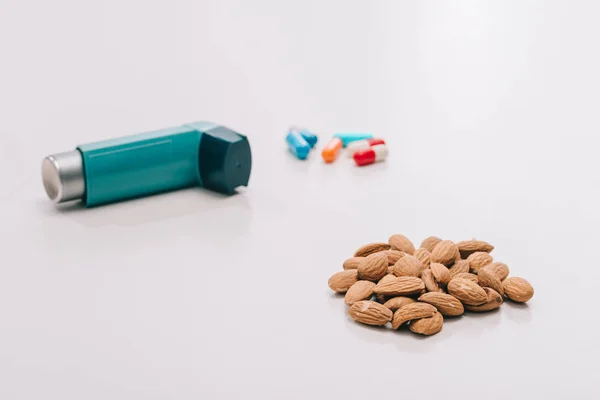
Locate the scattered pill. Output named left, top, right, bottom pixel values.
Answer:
left=333, top=133, right=374, bottom=147
left=286, top=130, right=311, bottom=160
left=321, top=137, right=343, bottom=163
left=288, top=127, right=318, bottom=148
left=353, top=144, right=388, bottom=166
left=346, top=138, right=386, bottom=157
left=299, top=129, right=318, bottom=148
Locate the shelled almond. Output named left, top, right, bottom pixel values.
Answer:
left=328, top=236, right=534, bottom=337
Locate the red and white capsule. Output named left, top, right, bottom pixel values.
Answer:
left=346, top=138, right=386, bottom=157
left=353, top=144, right=388, bottom=166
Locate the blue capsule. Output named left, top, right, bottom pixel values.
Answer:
left=333, top=133, right=374, bottom=147
left=298, top=129, right=318, bottom=148
left=286, top=130, right=311, bottom=160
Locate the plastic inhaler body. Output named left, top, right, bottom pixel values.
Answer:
left=41, top=121, right=252, bottom=207
left=353, top=144, right=388, bottom=166
left=333, top=133, right=373, bottom=147
left=286, top=130, right=311, bottom=160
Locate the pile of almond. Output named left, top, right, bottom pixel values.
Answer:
left=328, top=235, right=534, bottom=336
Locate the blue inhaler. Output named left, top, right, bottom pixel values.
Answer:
left=41, top=121, right=252, bottom=207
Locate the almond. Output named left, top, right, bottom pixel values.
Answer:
left=357, top=253, right=388, bottom=281
left=388, top=234, right=415, bottom=255
left=465, top=288, right=503, bottom=312
left=391, top=302, right=437, bottom=330
left=452, top=272, right=479, bottom=283
left=381, top=250, right=406, bottom=265
left=348, top=301, right=393, bottom=326
left=328, top=270, right=359, bottom=293
left=409, top=311, right=443, bottom=335
left=374, top=276, right=425, bottom=296
left=477, top=268, right=504, bottom=296
left=431, top=240, right=460, bottom=267
left=379, top=274, right=397, bottom=284
left=345, top=281, right=377, bottom=305
left=421, top=269, right=442, bottom=293
left=481, top=262, right=510, bottom=281
left=430, top=263, right=451, bottom=286
left=392, top=255, right=424, bottom=277
left=418, top=292, right=464, bottom=316
left=383, top=296, right=416, bottom=311
left=447, top=278, right=487, bottom=306
left=448, top=260, right=471, bottom=278
left=376, top=274, right=397, bottom=299
left=457, top=240, right=494, bottom=258
left=420, top=236, right=443, bottom=253
left=414, top=248, right=431, bottom=268
left=502, top=277, right=534, bottom=303
left=467, top=251, right=493, bottom=273
left=354, top=242, right=391, bottom=257
left=343, top=257, right=364, bottom=270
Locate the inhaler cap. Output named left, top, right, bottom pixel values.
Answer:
left=41, top=150, right=86, bottom=203
left=198, top=125, right=252, bottom=194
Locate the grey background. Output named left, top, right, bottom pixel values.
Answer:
left=1, top=0, right=599, bottom=399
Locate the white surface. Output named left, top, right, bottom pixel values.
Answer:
left=1, top=1, right=599, bottom=399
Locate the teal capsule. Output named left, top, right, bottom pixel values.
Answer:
left=298, top=130, right=318, bottom=148
left=286, top=130, right=310, bottom=160
left=333, top=133, right=374, bottom=147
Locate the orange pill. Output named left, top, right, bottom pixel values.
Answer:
left=321, top=137, right=343, bottom=163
